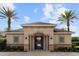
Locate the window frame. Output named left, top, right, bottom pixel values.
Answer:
left=13, top=36, right=19, bottom=43
left=59, top=36, right=65, bottom=43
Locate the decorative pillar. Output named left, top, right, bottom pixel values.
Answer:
left=48, top=35, right=54, bottom=51
left=32, top=36, right=35, bottom=51
left=43, top=35, right=45, bottom=50
left=45, top=35, right=48, bottom=51
left=29, top=35, right=31, bottom=51
left=24, top=35, right=29, bottom=51
left=31, top=35, right=34, bottom=51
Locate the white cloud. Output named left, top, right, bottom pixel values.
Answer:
left=42, top=4, right=68, bottom=20
left=24, top=16, right=30, bottom=22
left=34, top=8, right=38, bottom=13
left=49, top=19, right=59, bottom=24
left=55, top=4, right=64, bottom=9
left=41, top=4, right=79, bottom=36
left=56, top=4, right=63, bottom=8
left=52, top=4, right=68, bottom=20
left=43, top=4, right=54, bottom=18
left=11, top=24, right=22, bottom=30
left=0, top=3, right=15, bottom=10
left=70, top=25, right=79, bottom=36
left=62, top=24, right=79, bottom=36
left=41, top=4, right=70, bottom=31
left=70, top=25, right=76, bottom=31
left=63, top=23, right=78, bottom=32
left=56, top=7, right=68, bottom=17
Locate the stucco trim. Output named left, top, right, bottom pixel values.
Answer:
left=54, top=32, right=72, bottom=35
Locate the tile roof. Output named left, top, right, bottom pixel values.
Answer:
left=8, top=29, right=23, bottom=32
left=22, top=22, right=56, bottom=26
left=54, top=28, right=68, bottom=32
left=9, top=28, right=68, bottom=32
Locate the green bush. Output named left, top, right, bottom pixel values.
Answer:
left=0, top=39, right=24, bottom=51
left=17, top=46, right=24, bottom=51
left=72, top=37, right=79, bottom=42
left=0, top=39, right=6, bottom=51
left=57, top=47, right=66, bottom=52
left=55, top=46, right=79, bottom=52
left=6, top=46, right=11, bottom=51
left=6, top=46, right=24, bottom=51
left=73, top=46, right=79, bottom=52
left=57, top=47, right=72, bottom=52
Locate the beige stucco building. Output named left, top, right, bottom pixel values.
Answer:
left=6, top=22, right=72, bottom=51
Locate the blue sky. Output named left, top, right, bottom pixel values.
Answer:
left=0, top=3, right=79, bottom=36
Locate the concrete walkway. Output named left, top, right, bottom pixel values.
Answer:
left=0, top=51, right=79, bottom=56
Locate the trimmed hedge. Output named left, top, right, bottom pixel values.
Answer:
left=0, top=39, right=24, bottom=51
left=0, top=39, right=6, bottom=51
left=5, top=46, right=24, bottom=51
left=55, top=47, right=79, bottom=52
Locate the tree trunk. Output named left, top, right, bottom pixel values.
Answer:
left=67, top=19, right=70, bottom=31
left=8, top=18, right=11, bottom=31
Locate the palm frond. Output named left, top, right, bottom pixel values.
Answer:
left=0, top=11, right=6, bottom=16
left=12, top=16, right=19, bottom=19
left=58, top=10, right=77, bottom=31
left=59, top=22, right=64, bottom=24
left=59, top=10, right=77, bottom=21
left=0, top=15, right=6, bottom=19
left=71, top=20, right=74, bottom=23
left=0, top=6, right=18, bottom=31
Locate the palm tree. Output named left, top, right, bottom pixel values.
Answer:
left=0, top=6, right=18, bottom=31
left=58, top=10, right=77, bottom=31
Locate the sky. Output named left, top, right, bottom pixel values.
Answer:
left=0, top=3, right=79, bottom=36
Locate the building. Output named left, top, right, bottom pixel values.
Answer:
left=6, top=22, right=72, bottom=51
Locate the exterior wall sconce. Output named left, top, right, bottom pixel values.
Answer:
left=25, top=37, right=27, bottom=39
left=50, top=37, right=52, bottom=40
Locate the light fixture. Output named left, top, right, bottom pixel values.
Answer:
left=25, top=37, right=27, bottom=39
left=50, top=37, right=52, bottom=40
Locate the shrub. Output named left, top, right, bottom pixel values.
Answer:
left=0, top=39, right=6, bottom=51
left=6, top=46, right=24, bottom=51
left=57, top=47, right=71, bottom=52
left=0, top=39, right=24, bottom=51
left=17, top=46, right=24, bottom=51
left=57, top=47, right=65, bottom=51
left=73, top=46, right=79, bottom=52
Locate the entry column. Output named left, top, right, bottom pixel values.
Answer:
left=49, top=35, right=54, bottom=51
left=29, top=35, right=34, bottom=51
left=24, top=35, right=29, bottom=51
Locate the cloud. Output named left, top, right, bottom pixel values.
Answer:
left=24, top=16, right=30, bottom=22
left=34, top=8, right=38, bottom=13
left=49, top=19, right=59, bottom=24
left=62, top=24, right=79, bottom=36
left=42, top=4, right=68, bottom=24
left=56, top=7, right=68, bottom=17
left=70, top=25, right=79, bottom=36
left=11, top=23, right=22, bottom=30
left=0, top=3, right=15, bottom=10
left=55, top=4, right=64, bottom=9
left=41, top=4, right=67, bottom=21
left=43, top=4, right=54, bottom=19
left=41, top=4, right=79, bottom=36
left=56, top=4, right=63, bottom=8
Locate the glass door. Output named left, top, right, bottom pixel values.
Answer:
left=35, top=36, right=43, bottom=50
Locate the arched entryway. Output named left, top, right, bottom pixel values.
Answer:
left=29, top=32, right=49, bottom=51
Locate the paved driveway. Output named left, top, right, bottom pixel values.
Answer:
left=0, top=51, right=79, bottom=56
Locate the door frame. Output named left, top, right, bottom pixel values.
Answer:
left=34, top=36, right=43, bottom=50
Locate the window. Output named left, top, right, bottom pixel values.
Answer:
left=13, top=36, right=19, bottom=43
left=59, top=36, right=64, bottom=43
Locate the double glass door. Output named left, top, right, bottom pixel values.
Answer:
left=35, top=36, right=43, bottom=50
